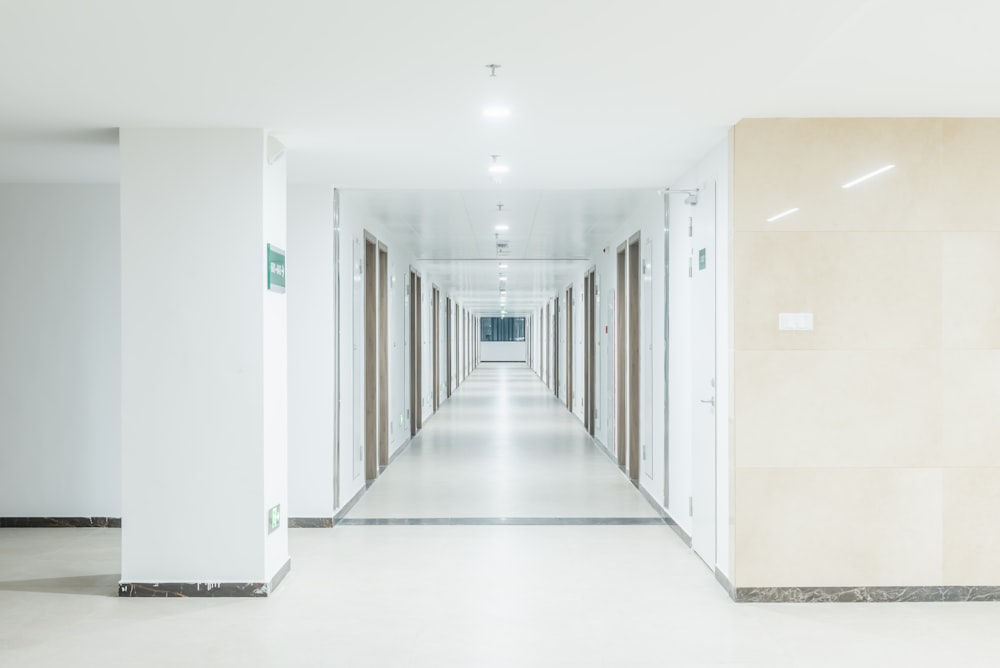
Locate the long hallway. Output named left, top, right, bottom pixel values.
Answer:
left=4, top=367, right=1000, bottom=666
left=345, top=363, right=658, bottom=521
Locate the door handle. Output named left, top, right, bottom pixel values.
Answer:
left=700, top=397, right=715, bottom=407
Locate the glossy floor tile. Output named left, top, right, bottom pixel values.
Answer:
left=3, top=527, right=1000, bottom=667
left=3, top=365, right=1000, bottom=667
left=346, top=364, right=657, bottom=519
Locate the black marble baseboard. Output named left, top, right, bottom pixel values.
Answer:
left=119, top=559, right=292, bottom=598
left=288, top=517, right=334, bottom=528
left=0, top=517, right=121, bottom=528
left=735, top=585, right=1000, bottom=603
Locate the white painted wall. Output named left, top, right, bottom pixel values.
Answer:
left=286, top=185, right=335, bottom=518
left=262, top=143, right=288, bottom=580
left=573, top=278, right=585, bottom=421
left=557, top=295, right=567, bottom=401
left=389, top=260, right=406, bottom=453
left=120, top=129, right=286, bottom=583
left=0, top=184, right=121, bottom=517
left=481, top=341, right=527, bottom=362
left=596, top=269, right=611, bottom=449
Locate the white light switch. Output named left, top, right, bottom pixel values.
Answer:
left=778, top=312, right=814, bottom=331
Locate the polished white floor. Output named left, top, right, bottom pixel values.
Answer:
left=3, top=365, right=1000, bottom=667
left=346, top=364, right=656, bottom=519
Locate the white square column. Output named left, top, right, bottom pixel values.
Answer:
left=119, top=129, right=288, bottom=596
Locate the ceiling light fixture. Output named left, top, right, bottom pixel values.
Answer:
left=483, top=107, right=511, bottom=119
left=766, top=207, right=800, bottom=223
left=495, top=224, right=509, bottom=231
left=842, top=164, right=895, bottom=189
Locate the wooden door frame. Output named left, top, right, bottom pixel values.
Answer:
left=544, top=303, right=550, bottom=388
left=553, top=297, right=560, bottom=397
left=583, top=272, right=592, bottom=433
left=432, top=286, right=440, bottom=412
left=445, top=297, right=452, bottom=398
left=364, top=235, right=378, bottom=481
left=566, top=286, right=573, bottom=412
left=628, top=233, right=641, bottom=481
left=416, top=273, right=423, bottom=431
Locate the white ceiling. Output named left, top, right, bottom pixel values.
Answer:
left=3, top=0, right=1000, bottom=309
left=341, top=189, right=657, bottom=311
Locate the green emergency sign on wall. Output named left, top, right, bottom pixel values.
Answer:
left=267, top=244, right=285, bottom=293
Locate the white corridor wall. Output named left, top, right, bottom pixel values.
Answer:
left=0, top=184, right=121, bottom=518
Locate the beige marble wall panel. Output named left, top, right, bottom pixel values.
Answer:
left=734, top=119, right=944, bottom=232
left=942, top=232, right=1000, bottom=349
left=941, top=120, right=1000, bottom=231
left=734, top=467, right=943, bottom=588
left=942, top=351, right=1000, bottom=467
left=943, top=468, right=1000, bottom=585
left=735, top=350, right=942, bottom=468
left=734, top=231, right=942, bottom=350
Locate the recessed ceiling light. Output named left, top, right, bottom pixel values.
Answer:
left=483, top=107, right=511, bottom=119
left=488, top=164, right=509, bottom=175
left=495, top=224, right=509, bottom=231
left=766, top=207, right=800, bottom=223
left=842, top=164, right=895, bottom=189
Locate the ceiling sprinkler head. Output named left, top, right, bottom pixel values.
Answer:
left=486, top=64, right=501, bottom=77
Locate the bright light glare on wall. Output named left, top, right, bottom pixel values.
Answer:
left=499, top=276, right=507, bottom=281
left=766, top=207, right=800, bottom=223
left=495, top=224, right=509, bottom=231
left=498, top=263, right=508, bottom=269
left=842, top=164, right=895, bottom=189
left=483, top=107, right=511, bottom=119
left=488, top=164, right=510, bottom=175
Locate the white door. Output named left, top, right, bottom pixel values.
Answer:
left=691, top=181, right=717, bottom=568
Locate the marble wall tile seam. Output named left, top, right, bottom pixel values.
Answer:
left=732, top=345, right=946, bottom=351
left=732, top=464, right=963, bottom=470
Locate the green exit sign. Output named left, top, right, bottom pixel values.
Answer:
left=267, top=504, right=281, bottom=534
left=267, top=244, right=285, bottom=293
